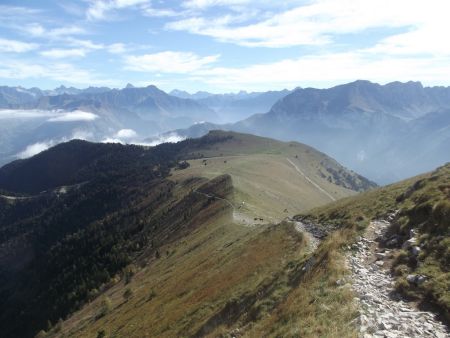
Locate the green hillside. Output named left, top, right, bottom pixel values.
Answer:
left=0, top=131, right=373, bottom=338
left=51, top=162, right=449, bottom=338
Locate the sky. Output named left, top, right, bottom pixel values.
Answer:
left=1, top=0, right=450, bottom=93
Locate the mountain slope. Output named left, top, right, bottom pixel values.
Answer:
left=232, top=81, right=450, bottom=183
left=170, top=89, right=291, bottom=123
left=197, top=89, right=291, bottom=123
left=294, top=162, right=450, bottom=325
left=148, top=81, right=450, bottom=184
left=0, top=85, right=218, bottom=167
left=0, top=131, right=374, bottom=337
left=48, top=152, right=449, bottom=338
left=172, top=130, right=376, bottom=222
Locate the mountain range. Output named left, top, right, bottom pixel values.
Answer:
left=170, top=88, right=291, bottom=123
left=1, top=80, right=450, bottom=184
left=163, top=80, right=450, bottom=183
left=0, top=85, right=290, bottom=167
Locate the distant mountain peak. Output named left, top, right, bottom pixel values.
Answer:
left=125, top=83, right=135, bottom=89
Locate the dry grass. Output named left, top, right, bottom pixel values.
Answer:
left=171, top=153, right=357, bottom=223
left=54, top=205, right=308, bottom=337
left=245, top=228, right=359, bottom=338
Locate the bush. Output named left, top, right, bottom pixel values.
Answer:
left=123, top=264, right=136, bottom=284
left=97, top=329, right=106, bottom=338
left=123, top=288, right=133, bottom=301
left=98, top=297, right=112, bottom=317
left=148, top=289, right=157, bottom=301
left=393, top=264, right=409, bottom=276
left=432, top=200, right=450, bottom=226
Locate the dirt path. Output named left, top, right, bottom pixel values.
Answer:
left=347, top=214, right=449, bottom=338
left=286, top=158, right=336, bottom=201
left=193, top=189, right=261, bottom=226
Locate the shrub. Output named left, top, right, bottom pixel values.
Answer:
left=97, top=329, right=106, bottom=338
left=123, top=264, right=136, bottom=284
left=123, top=288, right=133, bottom=301
left=393, top=264, right=409, bottom=276
left=98, top=297, right=112, bottom=317
left=148, top=289, right=157, bottom=301
left=432, top=200, right=450, bottom=227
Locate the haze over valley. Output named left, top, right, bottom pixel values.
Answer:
left=2, top=80, right=449, bottom=184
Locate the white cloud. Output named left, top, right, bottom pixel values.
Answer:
left=0, top=109, right=56, bottom=120
left=0, top=38, right=38, bottom=53
left=16, top=141, right=54, bottom=159
left=182, top=0, right=253, bottom=9
left=167, top=0, right=450, bottom=48
left=86, top=0, right=149, bottom=20
left=0, top=60, right=118, bottom=86
left=107, top=42, right=126, bottom=54
left=72, top=129, right=94, bottom=140
left=124, top=51, right=219, bottom=73
left=15, top=129, right=95, bottom=159
left=67, top=38, right=104, bottom=50
left=143, top=133, right=185, bottom=146
left=24, top=23, right=86, bottom=39
left=116, top=129, right=137, bottom=139
left=142, top=6, right=182, bottom=17
left=47, top=111, right=99, bottom=122
left=194, top=51, right=450, bottom=91
left=40, top=48, right=87, bottom=58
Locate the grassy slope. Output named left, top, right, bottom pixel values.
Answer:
left=39, top=131, right=381, bottom=338
left=295, top=163, right=450, bottom=322
left=172, top=131, right=374, bottom=222
left=51, top=182, right=309, bottom=338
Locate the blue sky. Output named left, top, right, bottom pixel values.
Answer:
left=0, top=0, right=449, bottom=93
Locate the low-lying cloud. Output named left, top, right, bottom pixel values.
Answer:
left=0, top=109, right=99, bottom=122
left=0, top=109, right=55, bottom=119
left=116, top=128, right=137, bottom=139
left=15, top=129, right=96, bottom=160
left=47, top=110, right=99, bottom=122
left=143, top=132, right=186, bottom=146
left=16, top=141, right=55, bottom=159
left=14, top=129, right=185, bottom=162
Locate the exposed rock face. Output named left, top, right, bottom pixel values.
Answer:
left=347, top=215, right=449, bottom=338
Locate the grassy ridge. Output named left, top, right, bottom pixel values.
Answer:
left=296, top=163, right=450, bottom=322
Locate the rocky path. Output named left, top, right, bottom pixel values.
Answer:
left=348, top=215, right=449, bottom=338
left=292, top=220, right=327, bottom=251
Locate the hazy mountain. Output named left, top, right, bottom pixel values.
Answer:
left=160, top=81, right=450, bottom=183
left=0, top=86, right=112, bottom=108
left=169, top=89, right=213, bottom=100
left=171, top=89, right=291, bottom=123
left=231, top=80, right=450, bottom=183
left=0, top=86, right=43, bottom=107
left=0, top=85, right=218, bottom=166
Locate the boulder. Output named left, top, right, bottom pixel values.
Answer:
left=402, top=238, right=417, bottom=249
left=411, top=246, right=421, bottom=256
